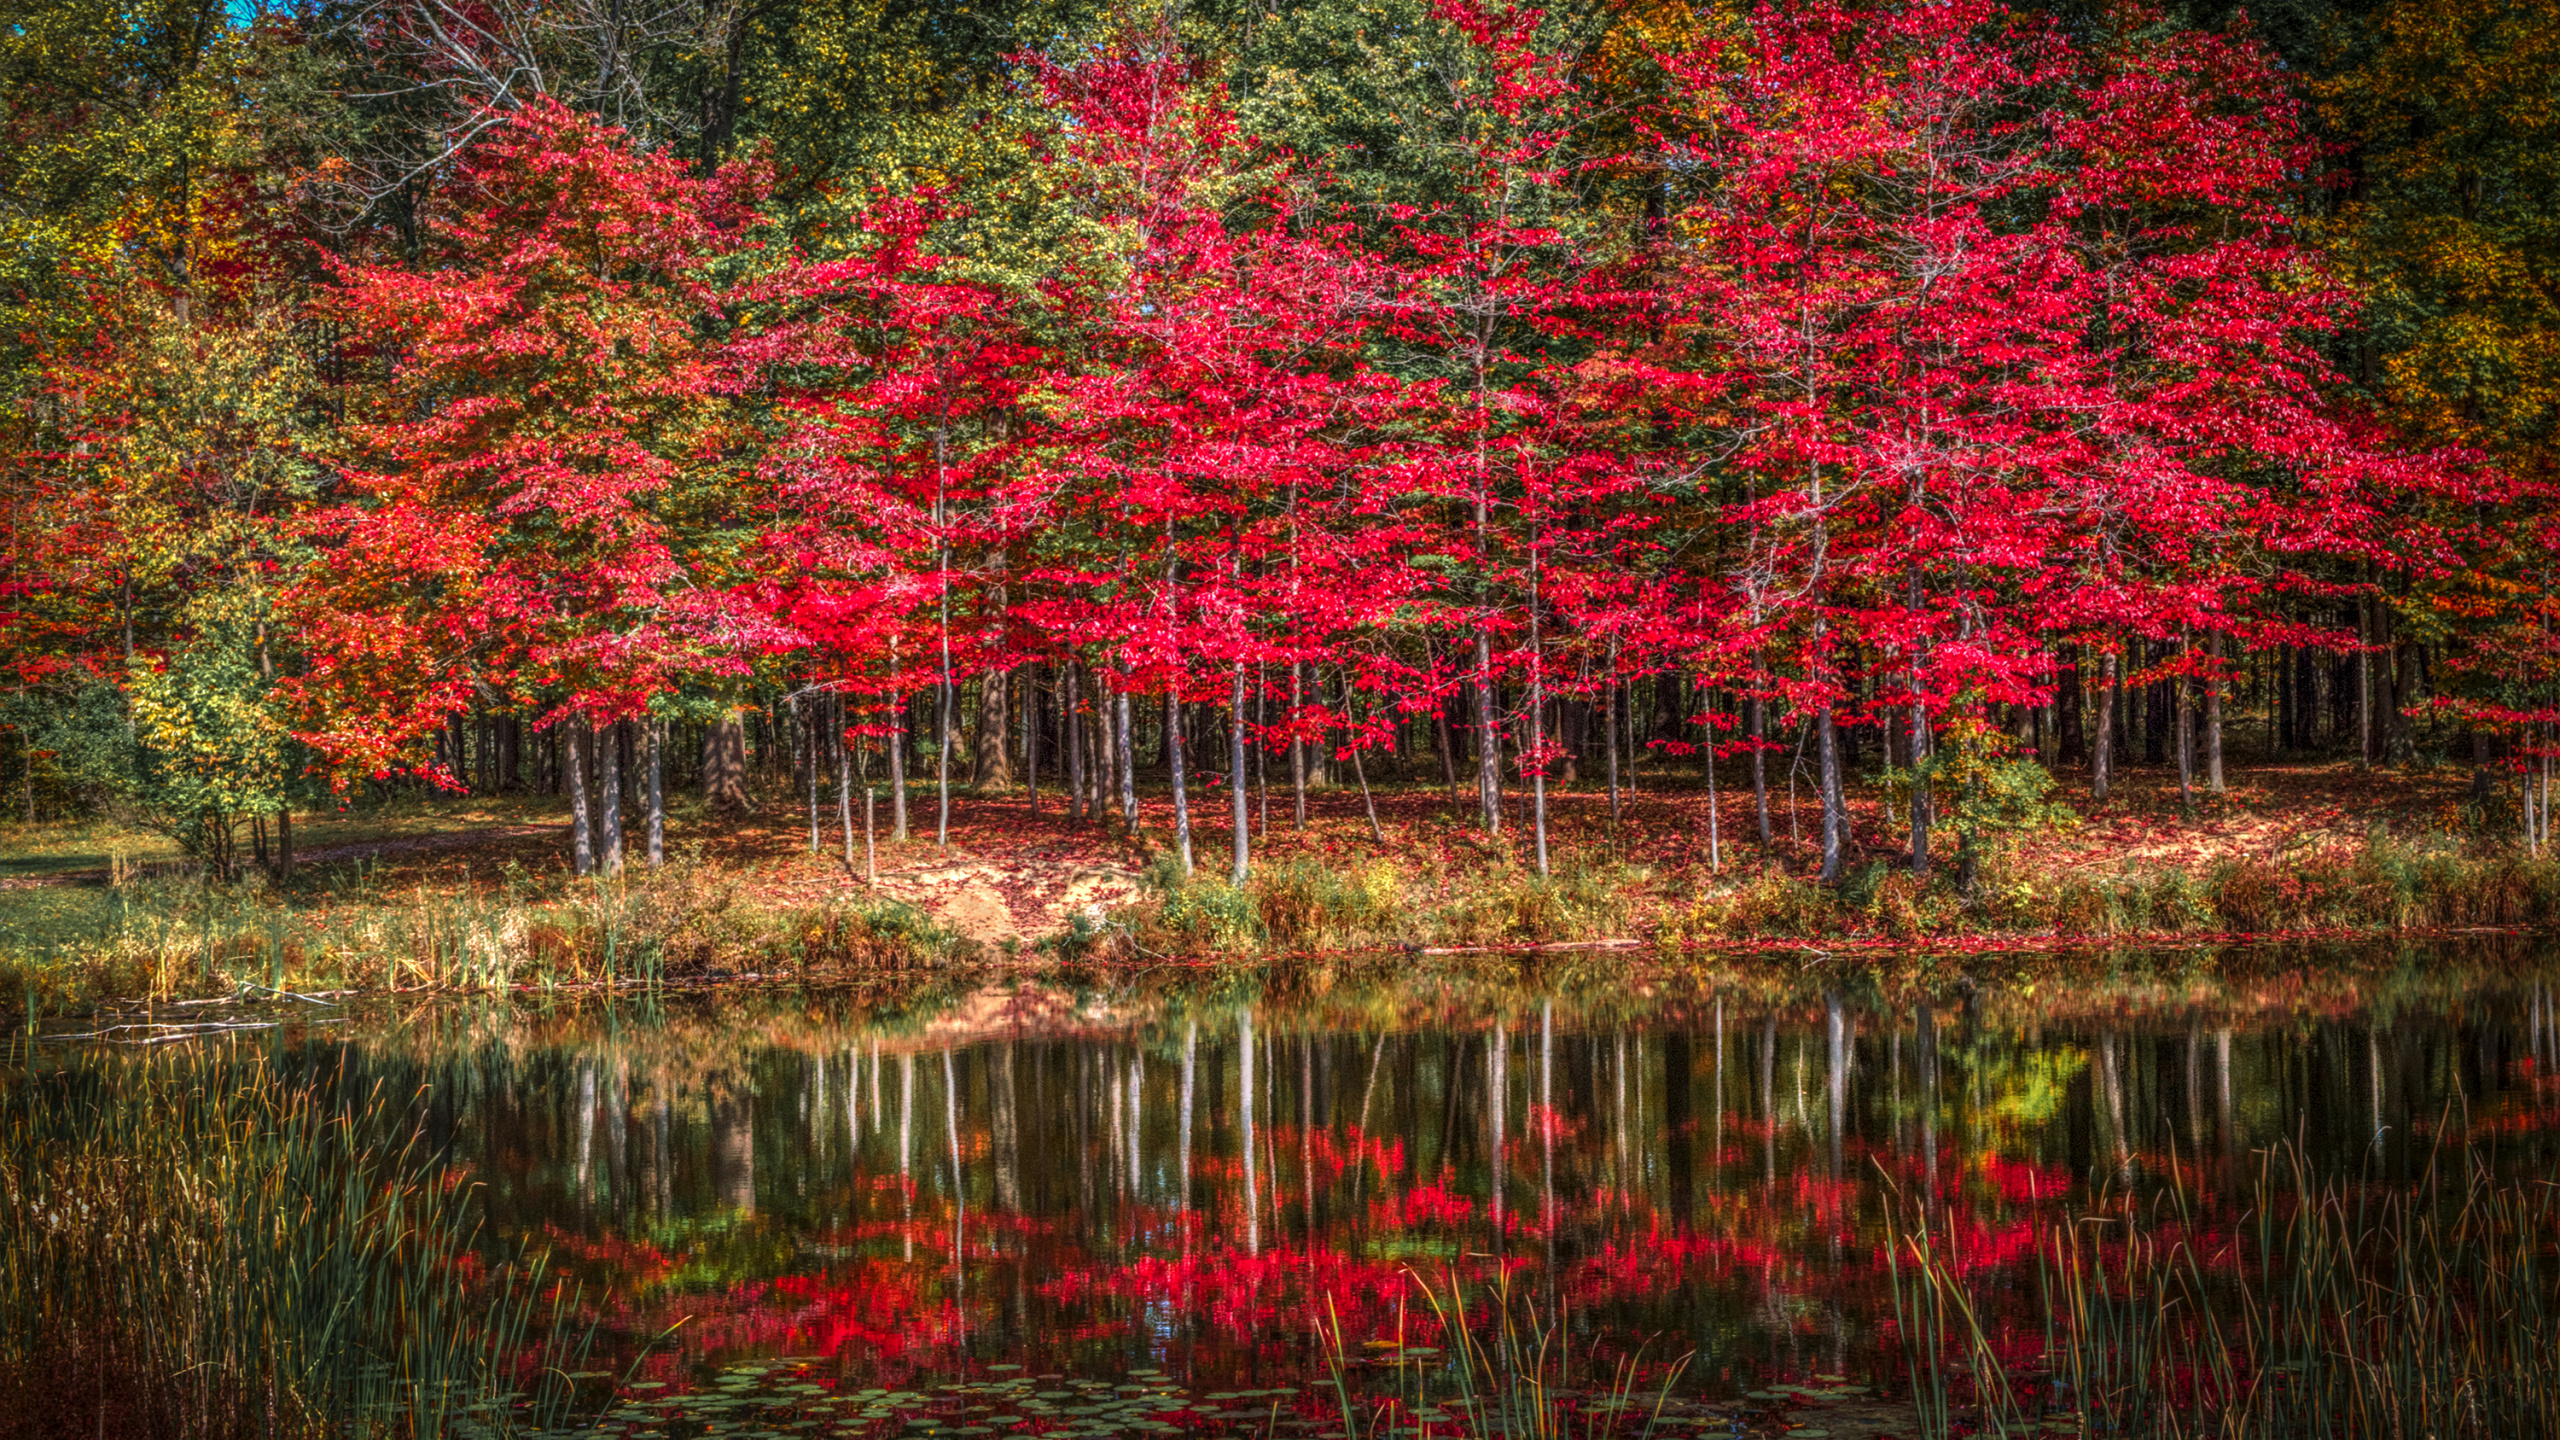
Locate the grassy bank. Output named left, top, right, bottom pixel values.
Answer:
left=0, top=852, right=964, bottom=1017
left=0, top=1049, right=603, bottom=1438
left=1113, top=830, right=2560, bottom=957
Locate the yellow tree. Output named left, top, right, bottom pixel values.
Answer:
left=2319, top=0, right=2560, bottom=791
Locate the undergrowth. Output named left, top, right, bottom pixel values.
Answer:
left=1127, top=853, right=1645, bottom=954
left=1121, top=831, right=2560, bottom=958
left=0, top=854, right=962, bottom=1017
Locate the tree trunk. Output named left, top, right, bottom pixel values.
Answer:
left=1528, top=607, right=1548, bottom=879
left=889, top=677, right=911, bottom=842
left=601, top=718, right=625, bottom=875
left=275, top=807, right=293, bottom=882
left=1475, top=635, right=1502, bottom=833
left=1026, top=666, right=1042, bottom=810
left=1605, top=645, right=1622, bottom=823
left=2057, top=644, right=2085, bottom=765
left=1752, top=674, right=1771, bottom=846
left=1817, top=705, right=1846, bottom=883
left=935, top=666, right=953, bottom=846
left=1290, top=663, right=1308, bottom=829
left=2384, top=605, right=2415, bottom=764
left=975, top=669, right=1013, bottom=788
left=804, top=695, right=820, bottom=852
left=568, top=719, right=596, bottom=876
left=1230, top=664, right=1250, bottom=884
left=1115, top=683, right=1137, bottom=836
left=1168, top=692, right=1194, bottom=875
left=836, top=694, right=856, bottom=871
left=2175, top=635, right=2196, bottom=815
left=2357, top=593, right=2376, bottom=766
left=2093, top=648, right=2118, bottom=802
left=2205, top=632, right=2225, bottom=794
left=1096, top=669, right=1117, bottom=824
left=1436, top=688, right=1460, bottom=801
left=702, top=713, right=752, bottom=816
left=647, top=718, right=665, bottom=866
left=1065, top=664, right=1086, bottom=823
left=1910, top=700, right=1933, bottom=878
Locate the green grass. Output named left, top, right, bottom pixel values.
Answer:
left=0, top=793, right=567, bottom=881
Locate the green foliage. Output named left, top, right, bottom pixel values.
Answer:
left=1143, top=857, right=1270, bottom=952
left=25, top=596, right=305, bottom=878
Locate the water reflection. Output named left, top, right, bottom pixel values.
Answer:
left=320, top=949, right=2559, bottom=1398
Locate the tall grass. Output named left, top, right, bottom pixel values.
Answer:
left=1316, top=1270, right=1689, bottom=1440
left=1886, top=1142, right=2560, bottom=1438
left=0, top=1049, right=599, bottom=1439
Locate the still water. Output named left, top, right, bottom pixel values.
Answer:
left=302, top=945, right=2560, bottom=1419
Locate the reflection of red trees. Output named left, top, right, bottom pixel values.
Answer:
left=1264, top=1125, right=1404, bottom=1183
left=1371, top=1175, right=1474, bottom=1229
left=1041, top=1244, right=1455, bottom=1346
left=494, top=1084, right=2560, bottom=1408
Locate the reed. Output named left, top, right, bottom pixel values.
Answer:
left=0, top=1047, right=596, bottom=1439
left=1316, top=1270, right=1688, bottom=1440
left=1885, top=1141, right=2560, bottom=1438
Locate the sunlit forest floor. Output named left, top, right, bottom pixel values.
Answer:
left=0, top=752, right=2550, bottom=1014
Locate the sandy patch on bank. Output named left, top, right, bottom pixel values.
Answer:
left=864, top=851, right=1142, bottom=944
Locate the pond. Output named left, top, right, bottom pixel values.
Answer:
left=19, top=941, right=2560, bottom=1437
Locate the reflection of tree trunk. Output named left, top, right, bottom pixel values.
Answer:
left=1179, top=1025, right=1196, bottom=1214
left=1072, top=1043, right=1094, bottom=1225
left=1128, top=1050, right=1145, bottom=1198
left=1541, top=1004, right=1556, bottom=1281
left=1825, top=990, right=1846, bottom=1185
left=892, top=1052, right=914, bottom=1258
left=2216, top=1029, right=2235, bottom=1181
left=1918, top=1001, right=1938, bottom=1203
left=2187, top=1027, right=2207, bottom=1153
left=1239, top=1011, right=1259, bottom=1256
left=713, top=1086, right=754, bottom=1215
left=607, top=1058, right=628, bottom=1209
left=1299, top=1039, right=1316, bottom=1242
left=1664, top=1029, right=1692, bottom=1228
left=1761, top=1014, right=1778, bottom=1187
left=991, top=1043, right=1020, bottom=1213
left=945, top=1048, right=964, bottom=1270
left=1712, top=1002, right=1725, bottom=1198
left=651, top=1091, right=671, bottom=1214
left=575, top=1063, right=597, bottom=1213
left=2098, top=1033, right=2133, bottom=1184
left=1487, top=1025, right=1507, bottom=1232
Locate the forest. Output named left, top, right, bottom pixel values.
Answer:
left=2, top=0, right=2556, bottom=939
